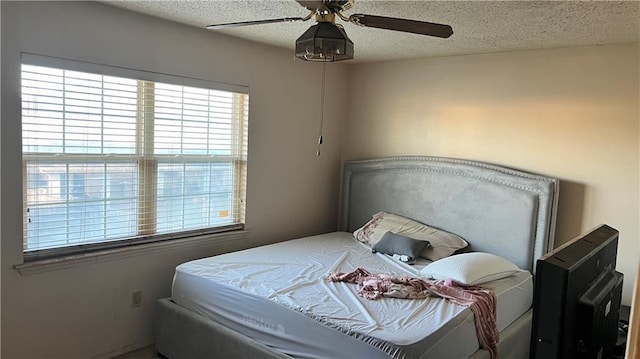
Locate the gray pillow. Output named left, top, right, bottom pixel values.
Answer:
left=372, top=232, right=431, bottom=263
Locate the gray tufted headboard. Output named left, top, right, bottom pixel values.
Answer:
left=339, top=157, right=559, bottom=273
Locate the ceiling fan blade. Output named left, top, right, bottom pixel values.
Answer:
left=206, top=17, right=307, bottom=30
left=349, top=14, right=453, bottom=38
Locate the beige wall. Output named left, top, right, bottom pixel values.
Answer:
left=345, top=43, right=640, bottom=305
left=1, top=2, right=348, bottom=358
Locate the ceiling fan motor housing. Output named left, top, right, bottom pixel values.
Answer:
left=296, top=0, right=354, bottom=13
left=295, top=22, right=354, bottom=61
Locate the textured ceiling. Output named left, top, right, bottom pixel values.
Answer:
left=103, top=0, right=639, bottom=63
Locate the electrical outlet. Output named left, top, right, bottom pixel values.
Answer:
left=131, top=291, right=142, bottom=307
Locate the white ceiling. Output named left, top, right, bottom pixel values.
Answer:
left=103, top=0, right=639, bottom=63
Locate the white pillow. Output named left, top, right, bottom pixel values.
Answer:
left=420, top=252, right=522, bottom=285
left=353, top=211, right=468, bottom=261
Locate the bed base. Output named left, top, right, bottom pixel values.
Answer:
left=156, top=298, right=291, bottom=359
left=156, top=298, right=531, bottom=359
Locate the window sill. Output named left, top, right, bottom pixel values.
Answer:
left=14, top=229, right=249, bottom=276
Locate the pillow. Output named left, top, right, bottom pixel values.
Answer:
left=372, top=232, right=431, bottom=263
left=420, top=252, right=522, bottom=285
left=353, top=211, right=468, bottom=261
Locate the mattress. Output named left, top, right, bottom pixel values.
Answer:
left=171, top=232, right=533, bottom=359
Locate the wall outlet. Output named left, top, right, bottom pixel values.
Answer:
left=131, top=291, right=142, bottom=307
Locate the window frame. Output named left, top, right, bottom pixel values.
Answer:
left=20, top=53, right=249, bottom=262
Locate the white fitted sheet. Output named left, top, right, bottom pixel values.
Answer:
left=172, top=232, right=533, bottom=359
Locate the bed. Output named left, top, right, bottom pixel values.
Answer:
left=156, top=156, right=559, bottom=359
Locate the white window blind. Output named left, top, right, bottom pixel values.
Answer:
left=21, top=56, right=248, bottom=258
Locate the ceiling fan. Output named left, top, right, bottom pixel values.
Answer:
left=205, top=0, right=453, bottom=62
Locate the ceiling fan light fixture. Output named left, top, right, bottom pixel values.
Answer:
left=295, top=22, right=354, bottom=62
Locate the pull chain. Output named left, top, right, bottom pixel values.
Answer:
left=317, top=61, right=326, bottom=156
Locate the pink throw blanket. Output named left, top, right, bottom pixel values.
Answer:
left=326, top=268, right=498, bottom=358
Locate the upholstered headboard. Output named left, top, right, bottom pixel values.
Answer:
left=339, top=157, right=559, bottom=273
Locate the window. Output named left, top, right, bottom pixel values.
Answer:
left=21, top=55, right=248, bottom=258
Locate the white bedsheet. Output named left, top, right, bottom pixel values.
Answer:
left=172, top=232, right=533, bottom=359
